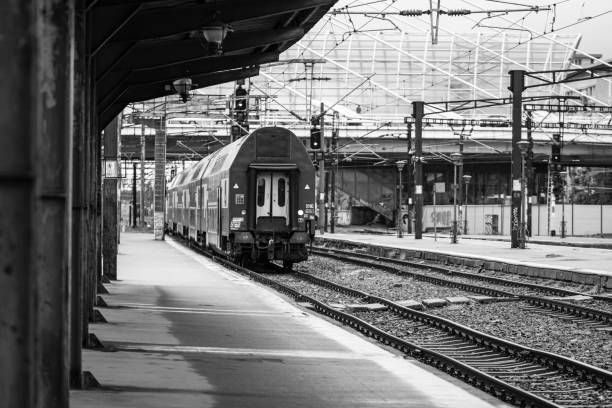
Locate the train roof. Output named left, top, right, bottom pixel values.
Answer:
left=167, top=127, right=301, bottom=189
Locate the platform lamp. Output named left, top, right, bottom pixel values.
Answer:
left=450, top=152, right=462, bottom=244
left=517, top=140, right=530, bottom=248
left=396, top=160, right=407, bottom=238
left=462, top=174, right=472, bottom=235
left=201, top=17, right=233, bottom=55
left=172, top=78, right=193, bottom=103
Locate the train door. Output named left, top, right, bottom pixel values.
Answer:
left=255, top=172, right=290, bottom=226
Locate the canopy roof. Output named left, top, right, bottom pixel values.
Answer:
left=95, top=0, right=335, bottom=128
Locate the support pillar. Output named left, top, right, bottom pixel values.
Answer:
left=406, top=123, right=413, bottom=234
left=509, top=70, right=525, bottom=248
left=70, top=0, right=87, bottom=387
left=154, top=124, right=167, bottom=239
left=36, top=1, right=75, bottom=406
left=103, top=117, right=120, bottom=280
left=317, top=103, right=326, bottom=235
left=458, top=135, right=464, bottom=233
left=140, top=124, right=145, bottom=227
left=1, top=1, right=75, bottom=406
left=412, top=101, right=425, bottom=239
left=330, top=121, right=337, bottom=234
left=525, top=112, right=534, bottom=237
left=1, top=4, right=39, bottom=406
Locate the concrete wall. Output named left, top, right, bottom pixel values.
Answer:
left=423, top=204, right=612, bottom=236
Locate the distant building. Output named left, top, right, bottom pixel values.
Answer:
left=565, top=53, right=612, bottom=105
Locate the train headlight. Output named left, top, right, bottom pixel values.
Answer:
left=297, top=209, right=304, bottom=216
left=241, top=210, right=246, bottom=215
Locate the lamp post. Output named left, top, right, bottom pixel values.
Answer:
left=559, top=170, right=567, bottom=238
left=462, top=174, right=471, bottom=235
left=517, top=141, right=530, bottom=248
left=450, top=152, right=462, bottom=244
left=396, top=160, right=407, bottom=238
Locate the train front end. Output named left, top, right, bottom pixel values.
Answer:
left=230, top=127, right=316, bottom=268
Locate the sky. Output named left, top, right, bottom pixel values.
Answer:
left=335, top=0, right=612, bottom=58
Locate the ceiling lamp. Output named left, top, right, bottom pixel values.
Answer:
left=201, top=18, right=233, bottom=55
left=172, top=78, right=193, bottom=103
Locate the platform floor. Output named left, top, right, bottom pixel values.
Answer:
left=319, top=230, right=612, bottom=277
left=71, top=232, right=511, bottom=408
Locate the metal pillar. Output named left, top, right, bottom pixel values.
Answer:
left=154, top=120, right=167, bottom=240
left=452, top=162, right=458, bottom=243
left=509, top=70, right=525, bottom=248
left=457, top=137, right=464, bottom=234
left=324, top=171, right=329, bottom=232
left=330, top=121, right=338, bottom=234
left=317, top=103, right=326, bottom=235
left=103, top=117, right=120, bottom=280
left=525, top=112, right=534, bottom=237
left=412, top=101, right=425, bottom=239
left=132, top=163, right=137, bottom=227
left=406, top=123, right=413, bottom=234
left=140, top=124, right=146, bottom=227
left=396, top=161, right=406, bottom=238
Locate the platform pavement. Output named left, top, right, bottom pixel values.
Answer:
left=316, top=231, right=612, bottom=289
left=71, top=232, right=511, bottom=408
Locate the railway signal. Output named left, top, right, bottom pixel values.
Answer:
left=551, top=133, right=561, bottom=162
left=310, top=127, right=321, bottom=150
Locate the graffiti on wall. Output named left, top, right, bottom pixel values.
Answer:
left=511, top=207, right=519, bottom=232
left=430, top=210, right=452, bottom=227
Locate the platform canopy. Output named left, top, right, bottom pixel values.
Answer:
left=95, top=0, right=335, bottom=128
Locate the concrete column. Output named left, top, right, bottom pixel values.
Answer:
left=94, top=102, right=103, bottom=303
left=103, top=117, right=120, bottom=279
left=154, top=126, right=167, bottom=239
left=0, top=0, right=77, bottom=404
left=34, top=1, right=75, bottom=405
left=0, top=3, right=38, bottom=406
left=70, top=0, right=87, bottom=387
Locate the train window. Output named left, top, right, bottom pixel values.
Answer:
left=257, top=178, right=265, bottom=207
left=278, top=178, right=286, bottom=207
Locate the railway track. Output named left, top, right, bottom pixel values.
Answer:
left=176, top=238, right=612, bottom=408
left=310, top=247, right=612, bottom=327
left=266, top=269, right=612, bottom=408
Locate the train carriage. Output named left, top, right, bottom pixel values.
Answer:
left=166, top=127, right=316, bottom=267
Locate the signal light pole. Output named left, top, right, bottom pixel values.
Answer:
left=396, top=160, right=407, bottom=238
left=317, top=102, right=326, bottom=235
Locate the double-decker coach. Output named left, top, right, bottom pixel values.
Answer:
left=166, top=127, right=316, bottom=268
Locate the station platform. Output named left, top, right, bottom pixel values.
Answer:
left=70, top=232, right=510, bottom=408
left=316, top=229, right=612, bottom=289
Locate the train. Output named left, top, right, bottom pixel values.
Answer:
left=165, top=126, right=316, bottom=268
